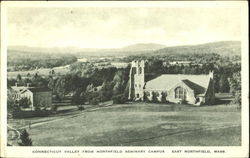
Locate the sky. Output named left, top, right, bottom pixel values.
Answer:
left=7, top=7, right=241, bottom=48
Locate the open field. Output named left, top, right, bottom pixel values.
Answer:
left=9, top=102, right=241, bottom=146
left=7, top=64, right=70, bottom=78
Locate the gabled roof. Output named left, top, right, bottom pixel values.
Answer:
left=181, top=79, right=206, bottom=95
left=11, top=86, right=27, bottom=92
left=10, top=86, right=51, bottom=94
left=145, top=74, right=211, bottom=95
left=28, top=87, right=52, bottom=93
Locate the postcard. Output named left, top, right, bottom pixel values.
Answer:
left=1, top=1, right=249, bottom=158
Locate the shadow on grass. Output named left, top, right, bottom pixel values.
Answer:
left=75, top=123, right=241, bottom=146
left=213, top=98, right=231, bottom=105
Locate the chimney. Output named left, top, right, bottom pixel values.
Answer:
left=27, top=83, right=30, bottom=87
left=15, top=83, right=18, bottom=87
left=209, top=70, right=214, bottom=79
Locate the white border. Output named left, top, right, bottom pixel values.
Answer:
left=1, top=1, right=249, bottom=158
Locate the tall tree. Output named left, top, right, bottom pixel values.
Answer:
left=228, top=71, right=241, bottom=106
left=219, top=75, right=230, bottom=93
left=7, top=90, right=16, bottom=112
left=16, top=74, right=22, bottom=81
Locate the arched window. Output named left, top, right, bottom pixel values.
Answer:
left=139, top=67, right=142, bottom=74
left=136, top=94, right=140, bottom=98
left=175, top=87, right=187, bottom=100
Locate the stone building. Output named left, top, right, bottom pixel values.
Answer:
left=128, top=60, right=215, bottom=105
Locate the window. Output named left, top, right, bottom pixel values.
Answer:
left=136, top=94, right=140, bottom=98
left=135, top=84, right=137, bottom=87
left=175, top=87, right=187, bottom=100
left=139, top=67, right=142, bottom=74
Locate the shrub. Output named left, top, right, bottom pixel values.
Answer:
left=231, top=91, right=241, bottom=109
left=72, top=92, right=85, bottom=105
left=228, top=71, right=241, bottom=107
left=161, top=92, right=167, bottom=103
left=19, top=97, right=31, bottom=108
left=12, top=110, right=50, bottom=118
left=18, top=129, right=32, bottom=146
left=90, top=98, right=99, bottom=105
left=143, top=94, right=149, bottom=102
left=180, top=100, right=187, bottom=104
left=77, top=105, right=85, bottom=110
left=50, top=104, right=58, bottom=114
left=54, top=95, right=62, bottom=102
left=112, top=94, right=127, bottom=104
left=152, top=92, right=159, bottom=103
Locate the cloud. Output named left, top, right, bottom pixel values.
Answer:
left=7, top=7, right=241, bottom=48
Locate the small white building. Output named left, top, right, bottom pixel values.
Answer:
left=110, top=62, right=128, bottom=68
left=10, top=85, right=52, bottom=110
left=77, top=58, right=88, bottom=62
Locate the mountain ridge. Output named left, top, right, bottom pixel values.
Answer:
left=8, top=41, right=241, bottom=57
left=153, top=41, right=240, bottom=56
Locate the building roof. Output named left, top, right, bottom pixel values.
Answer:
left=11, top=86, right=27, bottom=92
left=27, top=87, right=52, bottom=93
left=181, top=79, right=206, bottom=95
left=144, top=74, right=211, bottom=95
left=10, top=86, right=51, bottom=94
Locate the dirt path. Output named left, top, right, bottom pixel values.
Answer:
left=18, top=104, right=126, bottom=129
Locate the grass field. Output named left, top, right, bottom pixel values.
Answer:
left=12, top=102, right=241, bottom=146
left=7, top=64, right=70, bottom=78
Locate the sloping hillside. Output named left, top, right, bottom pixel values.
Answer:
left=8, top=41, right=241, bottom=58
left=153, top=41, right=241, bottom=56
left=121, top=43, right=166, bottom=52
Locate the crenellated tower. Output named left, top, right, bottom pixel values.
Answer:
left=128, top=60, right=145, bottom=101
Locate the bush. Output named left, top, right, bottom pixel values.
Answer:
left=90, top=98, right=99, bottom=105
left=231, top=91, right=241, bottom=108
left=143, top=94, right=149, bottom=102
left=12, top=110, right=50, bottom=118
left=228, top=71, right=241, bottom=107
left=19, top=97, right=31, bottom=108
left=18, top=129, right=32, bottom=146
left=77, top=105, right=85, bottom=110
left=161, top=92, right=167, bottom=103
left=72, top=92, right=85, bottom=105
left=112, top=94, right=127, bottom=104
left=152, top=92, right=159, bottom=103
left=50, top=104, right=58, bottom=114
left=180, top=100, right=187, bottom=104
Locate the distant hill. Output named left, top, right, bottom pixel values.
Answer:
left=8, top=43, right=165, bottom=54
left=8, top=41, right=241, bottom=57
left=121, top=43, right=166, bottom=52
left=153, top=41, right=241, bottom=56
left=8, top=46, right=84, bottom=54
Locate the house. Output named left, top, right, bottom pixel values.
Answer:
left=10, top=84, right=52, bottom=110
left=169, top=61, right=192, bottom=66
left=163, top=61, right=203, bottom=67
left=77, top=58, right=88, bottom=62
left=128, top=60, right=215, bottom=105
left=110, top=62, right=128, bottom=68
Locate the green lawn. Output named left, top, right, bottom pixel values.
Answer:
left=12, top=103, right=241, bottom=146
left=7, top=64, right=70, bottom=78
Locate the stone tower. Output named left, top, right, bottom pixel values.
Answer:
left=128, top=60, right=145, bottom=101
